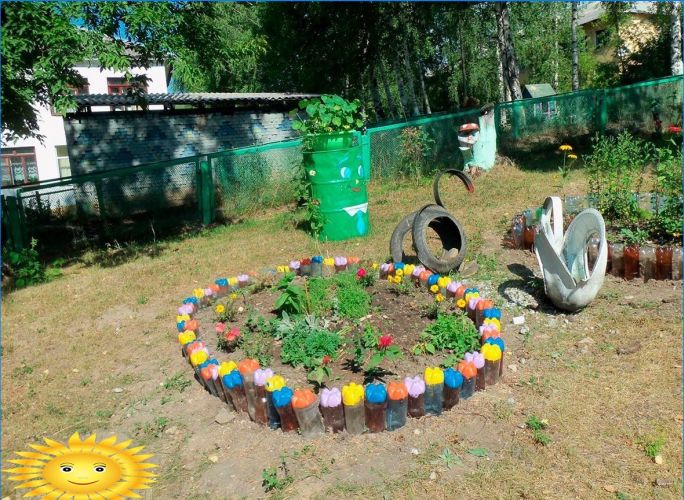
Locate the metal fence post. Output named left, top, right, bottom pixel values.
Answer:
left=361, top=133, right=371, bottom=179
left=199, top=158, right=214, bottom=225
left=3, top=192, right=28, bottom=251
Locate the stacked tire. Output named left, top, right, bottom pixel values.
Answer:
left=390, top=169, right=474, bottom=274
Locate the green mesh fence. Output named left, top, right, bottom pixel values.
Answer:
left=3, top=75, right=681, bottom=253
left=8, top=157, right=201, bottom=256
left=495, top=75, right=682, bottom=154
left=368, top=109, right=480, bottom=177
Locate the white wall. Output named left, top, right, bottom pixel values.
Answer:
left=1, top=64, right=167, bottom=183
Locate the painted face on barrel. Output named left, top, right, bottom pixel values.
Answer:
left=339, top=164, right=365, bottom=192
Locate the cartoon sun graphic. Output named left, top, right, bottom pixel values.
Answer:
left=3, top=433, right=157, bottom=499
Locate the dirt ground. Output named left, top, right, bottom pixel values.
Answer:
left=2, top=160, right=682, bottom=499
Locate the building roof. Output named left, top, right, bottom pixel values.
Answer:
left=523, top=84, right=556, bottom=99
left=72, top=92, right=320, bottom=108
left=578, top=1, right=656, bottom=25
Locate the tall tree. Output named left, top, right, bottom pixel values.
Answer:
left=495, top=2, right=522, bottom=100
left=671, top=1, right=683, bottom=75
left=571, top=1, right=580, bottom=90
left=1, top=2, right=187, bottom=140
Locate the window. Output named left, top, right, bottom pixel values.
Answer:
left=2, top=147, right=38, bottom=186
left=107, top=77, right=147, bottom=111
left=51, top=84, right=90, bottom=116
left=595, top=30, right=609, bottom=49
left=56, top=145, right=71, bottom=178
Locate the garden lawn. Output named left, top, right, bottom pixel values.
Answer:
left=2, top=159, right=682, bottom=499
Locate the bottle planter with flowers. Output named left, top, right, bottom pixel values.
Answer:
left=290, top=95, right=370, bottom=242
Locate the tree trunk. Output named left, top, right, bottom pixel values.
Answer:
left=553, top=11, right=560, bottom=91
left=402, top=40, right=421, bottom=116
left=459, top=22, right=468, bottom=103
left=370, top=70, right=386, bottom=120
left=571, top=1, right=580, bottom=90
left=417, top=58, right=432, bottom=114
left=496, top=38, right=510, bottom=102
left=393, top=56, right=408, bottom=118
left=378, top=61, right=396, bottom=118
left=495, top=2, right=522, bottom=100
left=672, top=2, right=683, bottom=75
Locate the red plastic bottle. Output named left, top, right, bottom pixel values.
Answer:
left=623, top=245, right=639, bottom=281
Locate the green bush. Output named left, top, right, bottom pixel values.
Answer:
left=331, top=273, right=371, bottom=320
left=399, top=126, right=435, bottom=179
left=651, top=140, right=683, bottom=241
left=2, top=238, right=61, bottom=289
left=585, top=132, right=653, bottom=224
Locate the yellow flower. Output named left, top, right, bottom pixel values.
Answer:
left=430, top=284, right=439, bottom=293
left=456, top=299, right=466, bottom=309
left=567, top=154, right=578, bottom=160
left=229, top=293, right=238, bottom=300
left=372, top=262, right=379, bottom=270
left=435, top=293, right=444, bottom=302
left=215, top=304, right=225, bottom=314
left=559, top=144, right=573, bottom=151
left=395, top=275, right=402, bottom=284
left=396, top=269, right=404, bottom=277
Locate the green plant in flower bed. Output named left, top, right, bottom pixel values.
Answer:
left=331, top=272, right=371, bottom=320
left=352, top=324, right=402, bottom=377
left=278, top=315, right=344, bottom=384
left=306, top=276, right=331, bottom=316
left=274, top=272, right=307, bottom=316
left=651, top=140, right=683, bottom=241
left=413, top=312, right=479, bottom=361
left=239, top=317, right=274, bottom=366
left=586, top=132, right=651, bottom=224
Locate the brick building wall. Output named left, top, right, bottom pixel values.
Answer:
left=63, top=108, right=296, bottom=175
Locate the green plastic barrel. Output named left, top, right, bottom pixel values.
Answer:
left=304, top=134, right=369, bottom=241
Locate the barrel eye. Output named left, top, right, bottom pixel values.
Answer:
left=340, top=167, right=351, bottom=179
left=358, top=165, right=364, bottom=177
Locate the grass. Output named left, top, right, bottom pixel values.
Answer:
left=2, top=161, right=682, bottom=499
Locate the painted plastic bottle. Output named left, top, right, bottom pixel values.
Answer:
left=215, top=278, right=229, bottom=297
left=443, top=368, right=463, bottom=410
left=201, top=361, right=220, bottom=398
left=386, top=381, right=408, bottom=431
left=424, top=367, right=444, bottom=416
left=404, top=375, right=426, bottom=418
left=311, top=256, right=324, bottom=277
left=178, top=331, right=196, bottom=359
left=300, top=258, right=312, bottom=277
left=411, top=265, right=424, bottom=285
left=523, top=211, right=535, bottom=251
left=334, top=256, right=348, bottom=273
left=655, top=246, right=673, bottom=280
left=238, top=359, right=260, bottom=422
left=222, top=370, right=248, bottom=412
left=289, top=260, right=301, bottom=275
left=364, top=384, right=387, bottom=433
left=465, top=351, right=486, bottom=391
left=487, top=337, right=506, bottom=377
left=482, top=343, right=502, bottom=386
left=639, top=246, right=656, bottom=282
left=475, top=300, right=493, bottom=329
left=253, top=368, right=274, bottom=426
left=272, top=387, right=299, bottom=432
left=457, top=361, right=477, bottom=399
left=292, top=389, right=324, bottom=437
left=265, top=375, right=286, bottom=429
left=610, top=243, right=624, bottom=278
left=348, top=256, right=361, bottom=273
left=342, top=382, right=365, bottom=434
left=623, top=245, right=639, bottom=281
left=218, top=361, right=239, bottom=410
left=323, top=257, right=335, bottom=277
left=672, top=247, right=683, bottom=281
left=320, top=388, right=345, bottom=433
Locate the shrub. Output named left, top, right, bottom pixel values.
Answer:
left=585, top=132, right=653, bottom=224
left=331, top=273, right=371, bottom=320
left=651, top=140, right=683, bottom=241
left=399, top=126, right=435, bottom=179
left=2, top=238, right=61, bottom=289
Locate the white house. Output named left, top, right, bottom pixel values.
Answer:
left=1, top=63, right=168, bottom=187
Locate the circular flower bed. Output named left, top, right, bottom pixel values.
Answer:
left=174, top=257, right=506, bottom=436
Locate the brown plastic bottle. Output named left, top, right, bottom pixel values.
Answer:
left=407, top=393, right=425, bottom=418
left=442, top=386, right=460, bottom=410
left=655, top=246, right=673, bottom=280
left=623, top=245, right=639, bottom=281
left=275, top=403, right=299, bottom=432
left=672, top=248, right=683, bottom=281
left=364, top=401, right=387, bottom=433
left=610, top=243, right=624, bottom=278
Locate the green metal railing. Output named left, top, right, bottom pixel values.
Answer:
left=2, top=75, right=681, bottom=253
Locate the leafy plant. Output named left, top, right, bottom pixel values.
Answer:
left=399, top=126, right=435, bottom=179
left=639, top=434, right=664, bottom=460
left=214, top=300, right=237, bottom=323
left=273, top=273, right=306, bottom=316
left=163, top=372, right=191, bottom=393
left=2, top=238, right=60, bottom=289
left=278, top=315, right=342, bottom=383
left=585, top=132, right=653, bottom=224
left=238, top=323, right=273, bottom=367
left=526, top=415, right=551, bottom=446
left=557, top=144, right=578, bottom=186
left=331, top=273, right=371, bottom=320
left=438, top=448, right=462, bottom=469
left=289, top=94, right=366, bottom=137
left=413, top=312, right=479, bottom=359
left=262, top=456, right=293, bottom=493
left=618, top=227, right=648, bottom=246
left=650, top=139, right=683, bottom=241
